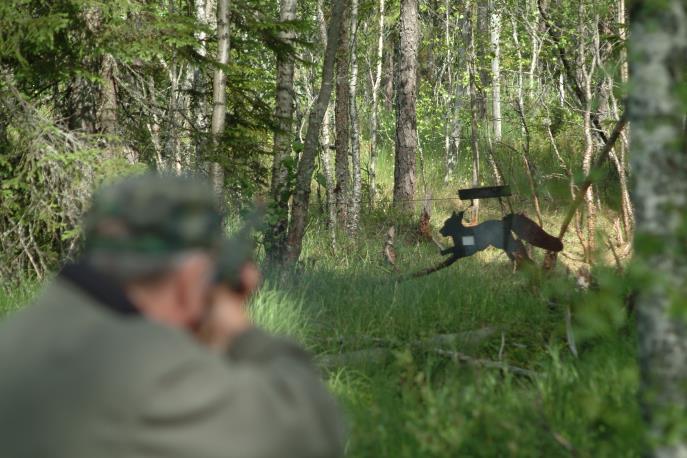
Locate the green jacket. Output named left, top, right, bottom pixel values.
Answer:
left=0, top=265, right=345, bottom=458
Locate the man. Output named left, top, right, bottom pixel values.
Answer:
left=0, top=174, right=346, bottom=457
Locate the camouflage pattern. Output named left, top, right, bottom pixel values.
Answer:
left=83, top=174, right=225, bottom=279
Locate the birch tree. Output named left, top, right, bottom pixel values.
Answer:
left=369, top=0, right=385, bottom=205
left=210, top=0, right=230, bottom=194
left=393, top=0, right=419, bottom=212
left=334, top=0, right=351, bottom=225
left=286, top=0, right=345, bottom=263
left=266, top=0, right=297, bottom=263
left=489, top=0, right=501, bottom=143
left=348, top=0, right=361, bottom=234
left=629, top=2, right=687, bottom=456
left=467, top=0, right=480, bottom=217
left=317, top=0, right=338, bottom=250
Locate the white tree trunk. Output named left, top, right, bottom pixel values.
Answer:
left=266, top=0, right=298, bottom=263
left=579, top=10, right=598, bottom=264
left=334, top=1, right=350, bottom=225
left=489, top=0, right=502, bottom=143
left=317, top=0, right=337, bottom=250
left=348, top=0, right=361, bottom=234
left=210, top=0, right=230, bottom=194
left=629, top=2, right=687, bottom=457
left=193, top=0, right=209, bottom=167
left=286, top=0, right=346, bottom=263
left=467, top=0, right=480, bottom=218
left=369, top=0, right=385, bottom=205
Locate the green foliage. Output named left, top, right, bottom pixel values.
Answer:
left=0, top=81, right=140, bottom=284
left=2, top=210, right=645, bottom=455
left=251, top=211, right=644, bottom=456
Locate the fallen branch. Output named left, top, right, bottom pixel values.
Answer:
left=322, top=327, right=496, bottom=350
left=419, top=327, right=497, bottom=348
left=432, top=348, right=539, bottom=378
left=316, top=328, right=498, bottom=370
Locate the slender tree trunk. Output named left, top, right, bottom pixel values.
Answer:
left=348, top=0, right=361, bottom=234
left=286, top=0, right=346, bottom=263
left=629, top=2, right=687, bottom=457
left=321, top=107, right=337, bottom=250
left=607, top=81, right=634, bottom=240
left=443, top=0, right=453, bottom=185
left=580, top=11, right=598, bottom=263
left=369, top=0, right=385, bottom=206
left=265, top=0, right=298, bottom=263
left=618, top=0, right=629, bottom=86
left=210, top=0, right=230, bottom=195
left=444, top=0, right=462, bottom=184
left=616, top=0, right=633, bottom=241
left=164, top=59, right=182, bottom=172
left=490, top=0, right=502, bottom=143
left=334, top=1, right=351, bottom=225
left=467, top=0, right=480, bottom=218
left=392, top=0, right=419, bottom=211
left=317, top=0, right=338, bottom=250
left=98, top=53, right=118, bottom=137
left=193, top=0, right=209, bottom=168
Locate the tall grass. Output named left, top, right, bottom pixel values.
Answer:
left=1, top=138, right=640, bottom=456
left=254, top=208, right=642, bottom=456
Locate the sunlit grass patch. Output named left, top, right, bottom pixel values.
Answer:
left=0, top=279, right=40, bottom=318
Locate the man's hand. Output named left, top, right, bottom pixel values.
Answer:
left=194, top=263, right=260, bottom=352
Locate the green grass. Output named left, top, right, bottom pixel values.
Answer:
left=0, top=278, right=40, bottom=319
left=248, top=212, right=644, bottom=457
left=0, top=215, right=642, bottom=457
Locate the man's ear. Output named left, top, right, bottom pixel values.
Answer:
left=234, top=262, right=261, bottom=298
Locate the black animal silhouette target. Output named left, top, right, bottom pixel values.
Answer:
left=439, top=211, right=562, bottom=261
left=400, top=186, right=563, bottom=280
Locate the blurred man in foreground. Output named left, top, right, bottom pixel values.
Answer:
left=0, top=174, right=345, bottom=458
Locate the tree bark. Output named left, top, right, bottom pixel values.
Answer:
left=393, top=0, right=419, bottom=211
left=629, top=2, right=687, bottom=456
left=369, top=0, right=385, bottom=205
left=467, top=0, right=480, bottom=218
left=443, top=0, right=463, bottom=184
left=265, top=0, right=298, bottom=264
left=192, top=0, right=209, bottom=168
left=348, top=0, right=361, bottom=234
left=286, top=0, right=346, bottom=263
left=210, top=0, right=230, bottom=195
left=317, top=0, right=338, bottom=251
left=489, top=0, right=502, bottom=143
left=580, top=10, right=598, bottom=263
left=98, top=53, right=118, bottom=137
left=334, top=0, right=351, bottom=225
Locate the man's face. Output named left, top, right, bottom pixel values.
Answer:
left=169, top=253, right=217, bottom=328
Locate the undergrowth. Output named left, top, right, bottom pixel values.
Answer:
left=1, top=201, right=641, bottom=457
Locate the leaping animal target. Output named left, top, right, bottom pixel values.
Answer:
left=439, top=211, right=562, bottom=261
left=397, top=185, right=564, bottom=280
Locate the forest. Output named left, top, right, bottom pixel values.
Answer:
left=1, top=0, right=686, bottom=456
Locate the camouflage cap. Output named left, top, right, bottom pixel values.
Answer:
left=83, top=173, right=225, bottom=279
